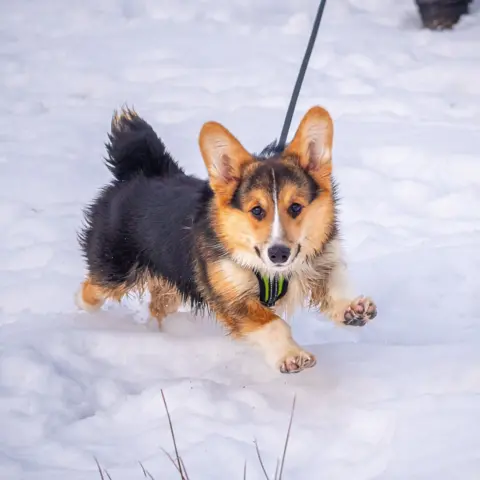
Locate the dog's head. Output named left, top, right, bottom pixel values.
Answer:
left=199, top=106, right=337, bottom=276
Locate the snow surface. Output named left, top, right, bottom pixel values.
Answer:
left=1, top=0, right=480, bottom=478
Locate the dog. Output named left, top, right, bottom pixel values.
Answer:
left=76, top=105, right=377, bottom=373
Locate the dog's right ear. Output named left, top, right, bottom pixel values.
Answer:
left=199, top=122, right=253, bottom=201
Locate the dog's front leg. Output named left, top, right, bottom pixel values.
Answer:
left=310, top=261, right=377, bottom=327
left=219, top=299, right=316, bottom=374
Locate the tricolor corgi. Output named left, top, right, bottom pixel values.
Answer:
left=76, top=106, right=377, bottom=373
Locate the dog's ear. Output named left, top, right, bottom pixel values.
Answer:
left=199, top=121, right=253, bottom=200
left=285, top=106, right=333, bottom=179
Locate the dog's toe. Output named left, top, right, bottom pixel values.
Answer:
left=343, top=296, right=377, bottom=326
left=278, top=350, right=316, bottom=374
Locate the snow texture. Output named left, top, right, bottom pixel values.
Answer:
left=1, top=0, right=479, bottom=478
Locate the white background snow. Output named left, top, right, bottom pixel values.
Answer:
left=1, top=0, right=479, bottom=478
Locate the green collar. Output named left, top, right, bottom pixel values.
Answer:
left=255, top=272, right=289, bottom=307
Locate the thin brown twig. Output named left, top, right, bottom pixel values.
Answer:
left=274, top=459, right=280, bottom=480
left=277, top=396, right=296, bottom=480
left=161, top=446, right=191, bottom=480
left=161, top=389, right=189, bottom=480
left=94, top=457, right=105, bottom=480
left=179, top=457, right=191, bottom=480
left=254, top=440, right=271, bottom=480
left=94, top=393, right=297, bottom=480
left=161, top=447, right=184, bottom=476
left=139, top=461, right=155, bottom=480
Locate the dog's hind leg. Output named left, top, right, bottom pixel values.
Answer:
left=148, top=277, right=181, bottom=328
left=75, top=277, right=127, bottom=312
left=76, top=278, right=107, bottom=312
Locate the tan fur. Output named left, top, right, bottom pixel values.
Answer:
left=285, top=106, right=333, bottom=177
left=78, top=278, right=107, bottom=309
left=213, top=192, right=272, bottom=264
left=199, top=121, right=253, bottom=204
left=203, top=258, right=282, bottom=336
left=112, top=106, right=138, bottom=130
left=80, top=277, right=126, bottom=306
left=220, top=298, right=280, bottom=337
left=148, top=277, right=182, bottom=327
left=78, top=274, right=181, bottom=326
left=204, top=259, right=261, bottom=334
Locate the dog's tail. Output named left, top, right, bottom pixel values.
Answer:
left=104, top=106, right=184, bottom=182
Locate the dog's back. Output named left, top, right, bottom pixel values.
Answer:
left=77, top=108, right=210, bottom=310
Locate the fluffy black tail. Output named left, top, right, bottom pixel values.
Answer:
left=104, top=106, right=184, bottom=181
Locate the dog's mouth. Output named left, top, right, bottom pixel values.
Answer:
left=255, top=244, right=301, bottom=272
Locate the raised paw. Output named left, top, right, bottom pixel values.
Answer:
left=343, top=296, right=377, bottom=326
left=278, top=349, right=316, bottom=374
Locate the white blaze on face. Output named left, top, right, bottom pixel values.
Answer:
left=269, top=169, right=283, bottom=243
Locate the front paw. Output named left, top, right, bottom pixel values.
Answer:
left=278, top=348, right=316, bottom=374
left=343, top=296, right=377, bottom=326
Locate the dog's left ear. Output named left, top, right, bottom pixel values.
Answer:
left=285, top=106, right=333, bottom=177
left=199, top=121, right=253, bottom=200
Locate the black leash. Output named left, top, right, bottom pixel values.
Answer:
left=278, top=0, right=328, bottom=150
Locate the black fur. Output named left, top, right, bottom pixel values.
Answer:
left=105, top=112, right=184, bottom=181
left=257, top=140, right=284, bottom=158
left=78, top=111, right=216, bottom=311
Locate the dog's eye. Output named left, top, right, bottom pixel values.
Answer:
left=250, top=206, right=265, bottom=220
left=288, top=203, right=303, bottom=218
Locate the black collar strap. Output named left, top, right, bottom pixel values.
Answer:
left=255, top=272, right=289, bottom=307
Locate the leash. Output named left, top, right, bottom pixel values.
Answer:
left=277, top=0, right=328, bottom=150
left=255, top=1, right=328, bottom=307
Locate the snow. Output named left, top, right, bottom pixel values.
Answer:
left=1, top=0, right=479, bottom=478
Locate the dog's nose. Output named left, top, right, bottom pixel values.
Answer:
left=267, top=245, right=291, bottom=264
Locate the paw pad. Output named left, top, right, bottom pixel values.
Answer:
left=279, top=352, right=316, bottom=374
left=343, top=296, right=377, bottom=326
